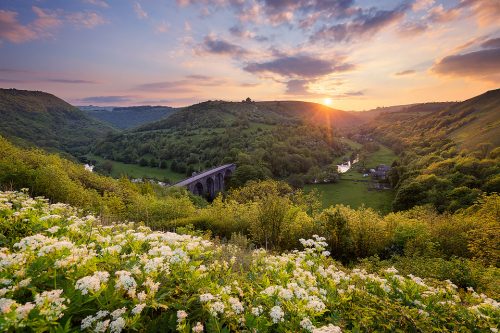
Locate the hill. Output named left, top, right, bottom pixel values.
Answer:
left=93, top=100, right=361, bottom=184
left=0, top=89, right=115, bottom=156
left=369, top=89, right=500, bottom=149
left=351, top=102, right=455, bottom=122
left=366, top=89, right=500, bottom=212
left=82, top=105, right=177, bottom=129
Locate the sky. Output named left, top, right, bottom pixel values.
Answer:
left=0, top=0, right=499, bottom=110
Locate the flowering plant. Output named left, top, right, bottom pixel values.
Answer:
left=0, top=191, right=498, bottom=332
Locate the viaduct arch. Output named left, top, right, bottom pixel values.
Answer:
left=173, top=163, right=236, bottom=200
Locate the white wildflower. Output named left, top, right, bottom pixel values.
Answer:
left=313, top=324, right=342, bottom=333
left=199, top=293, right=214, bottom=303
left=110, top=317, right=126, bottom=333
left=177, top=310, right=188, bottom=322
left=269, top=305, right=284, bottom=323
left=301, top=317, right=315, bottom=331
left=251, top=305, right=263, bottom=316
left=192, top=322, right=204, bottom=332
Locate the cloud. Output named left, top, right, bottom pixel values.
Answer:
left=0, top=7, right=105, bottom=44
left=66, top=11, right=106, bottom=28
left=229, top=25, right=268, bottom=41
left=432, top=48, right=500, bottom=82
left=459, top=0, right=500, bottom=26
left=395, top=69, right=416, bottom=76
left=134, top=75, right=227, bottom=93
left=312, top=3, right=410, bottom=42
left=155, top=21, right=169, bottom=33
left=412, top=0, right=434, bottom=11
left=79, top=95, right=134, bottom=104
left=481, top=37, right=500, bottom=49
left=200, top=35, right=248, bottom=56
left=133, top=2, right=148, bottom=19
left=83, top=0, right=110, bottom=8
left=244, top=55, right=354, bottom=78
left=398, top=21, right=428, bottom=36
left=286, top=79, right=311, bottom=95
left=0, top=10, right=38, bottom=43
left=333, top=90, right=364, bottom=98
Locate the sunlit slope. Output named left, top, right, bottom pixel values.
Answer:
left=0, top=89, right=115, bottom=156
left=370, top=89, right=500, bottom=148
left=444, top=89, right=500, bottom=148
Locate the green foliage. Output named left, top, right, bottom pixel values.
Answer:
left=1, top=193, right=499, bottom=332
left=0, top=89, right=115, bottom=157
left=367, top=89, right=500, bottom=212
left=93, top=101, right=357, bottom=183
left=0, top=136, right=196, bottom=227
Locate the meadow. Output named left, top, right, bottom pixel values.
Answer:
left=305, top=144, right=397, bottom=212
left=87, top=154, right=185, bottom=183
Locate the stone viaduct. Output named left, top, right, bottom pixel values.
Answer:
left=173, top=163, right=236, bottom=200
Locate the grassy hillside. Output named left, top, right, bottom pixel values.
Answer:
left=82, top=105, right=176, bottom=129
left=93, top=100, right=361, bottom=183
left=0, top=89, right=115, bottom=156
left=369, top=89, right=500, bottom=149
left=366, top=89, right=500, bottom=212
left=351, top=102, right=454, bottom=122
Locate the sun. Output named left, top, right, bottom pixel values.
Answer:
left=323, top=98, right=333, bottom=106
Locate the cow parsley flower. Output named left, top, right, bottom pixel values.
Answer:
left=269, top=305, right=284, bottom=323
left=199, top=293, right=214, bottom=303
left=34, top=289, right=68, bottom=321
left=110, top=317, right=126, bottom=333
left=300, top=317, right=315, bottom=332
left=75, top=271, right=109, bottom=295
left=177, top=310, right=188, bottom=322
left=228, top=297, right=244, bottom=314
left=192, top=322, right=204, bottom=332
left=251, top=305, right=263, bottom=316
left=132, top=303, right=146, bottom=315
left=313, top=324, right=342, bottom=333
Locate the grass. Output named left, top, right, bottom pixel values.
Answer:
left=305, top=143, right=397, bottom=214
left=87, top=154, right=185, bottom=182
left=364, top=144, right=397, bottom=167
left=305, top=180, right=394, bottom=214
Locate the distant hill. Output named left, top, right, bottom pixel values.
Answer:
left=0, top=89, right=115, bottom=156
left=93, top=100, right=360, bottom=182
left=138, top=100, right=360, bottom=131
left=82, top=105, right=176, bottom=129
left=351, top=102, right=455, bottom=122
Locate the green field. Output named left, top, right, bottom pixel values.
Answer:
left=364, top=144, right=397, bottom=167
left=305, top=143, right=397, bottom=213
left=305, top=180, right=394, bottom=213
left=88, top=155, right=185, bottom=182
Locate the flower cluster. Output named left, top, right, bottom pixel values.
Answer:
left=0, top=191, right=498, bottom=332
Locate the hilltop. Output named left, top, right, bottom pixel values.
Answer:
left=0, top=89, right=115, bottom=156
left=81, top=105, right=177, bottom=129
left=351, top=102, right=455, bottom=122
left=138, top=100, right=359, bottom=131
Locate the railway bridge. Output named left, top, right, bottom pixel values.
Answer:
left=173, top=163, right=236, bottom=200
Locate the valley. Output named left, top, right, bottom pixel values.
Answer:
left=1, top=2, right=499, bottom=330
